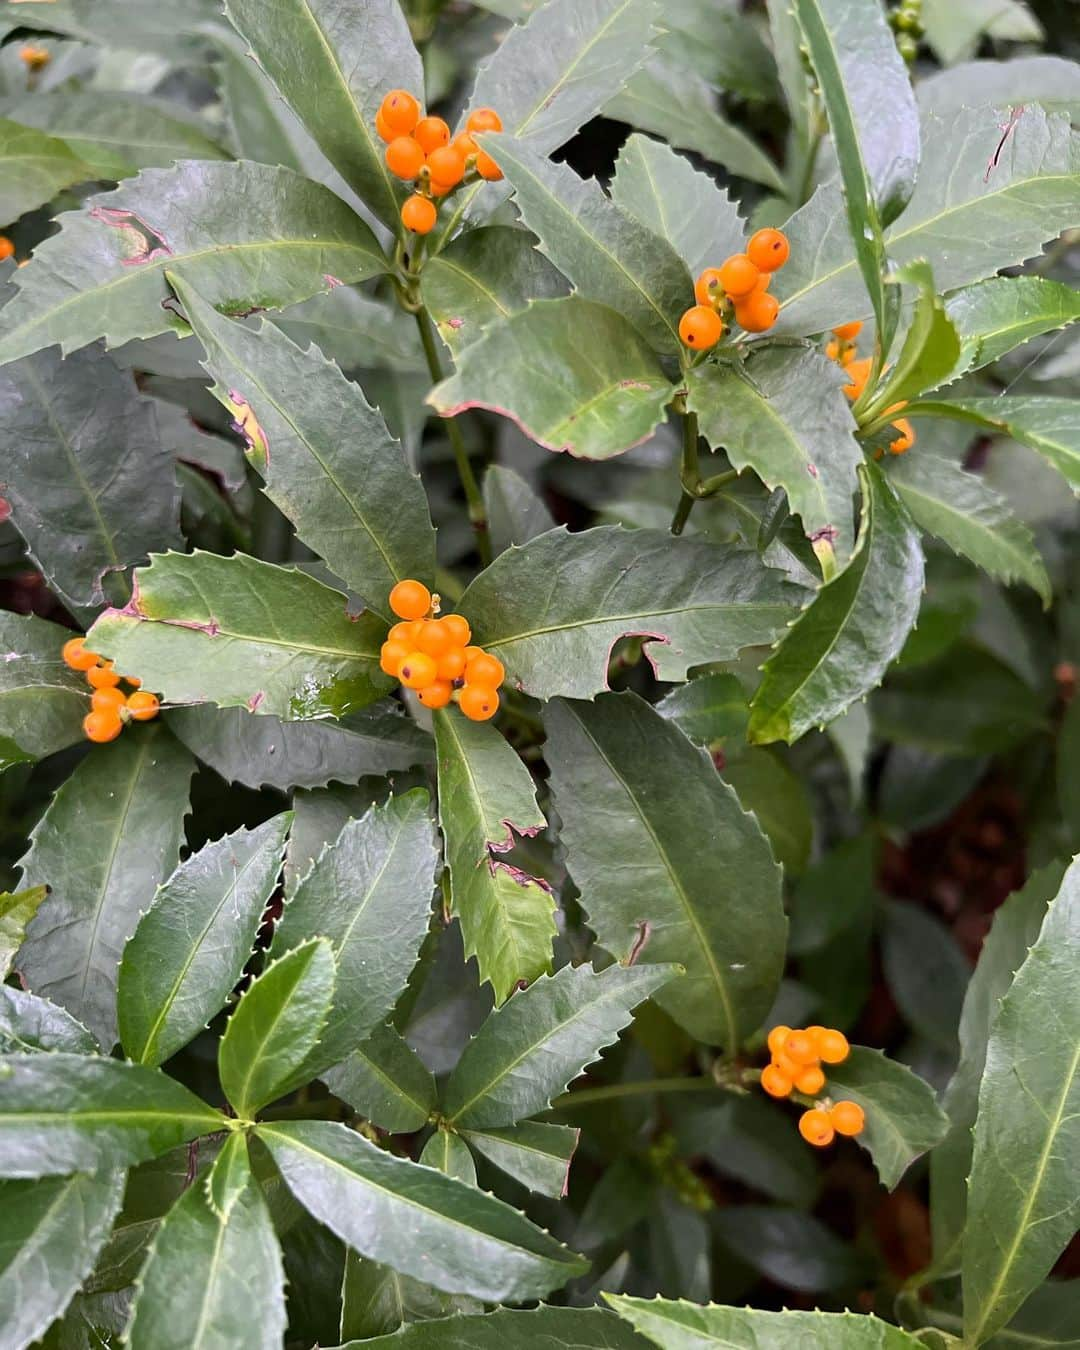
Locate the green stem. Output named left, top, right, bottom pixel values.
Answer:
left=670, top=410, right=701, bottom=536
left=549, top=1075, right=732, bottom=1111
left=415, top=309, right=492, bottom=566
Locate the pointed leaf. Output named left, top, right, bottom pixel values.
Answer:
left=271, top=790, right=439, bottom=1071
left=605, top=1296, right=925, bottom=1348
left=870, top=259, right=962, bottom=408
left=0, top=116, right=91, bottom=222
left=285, top=780, right=413, bottom=897
left=748, top=465, right=924, bottom=745
left=483, top=466, right=556, bottom=556
left=918, top=54, right=1080, bottom=118
left=0, top=985, right=98, bottom=1055
left=420, top=1129, right=477, bottom=1185
left=0, top=884, right=50, bottom=979
left=0, top=161, right=387, bottom=365
left=18, top=727, right=194, bottom=1050
left=0, top=1171, right=125, bottom=1350
left=655, top=673, right=749, bottom=748
left=88, top=552, right=391, bottom=720
left=258, top=1119, right=588, bottom=1301
left=434, top=708, right=555, bottom=1004
left=946, top=275, right=1080, bottom=373
left=0, top=612, right=88, bottom=773
left=322, top=1022, right=437, bottom=1134
left=545, top=692, right=785, bottom=1048
left=205, top=1130, right=250, bottom=1220
left=459, top=525, right=804, bottom=701
left=339, top=1251, right=470, bottom=1341
left=463, top=1121, right=579, bottom=1198
left=169, top=273, right=435, bottom=620
left=118, top=813, right=292, bottom=1067
left=443, top=961, right=676, bottom=1128
left=336, top=1307, right=652, bottom=1348
left=0, top=1054, right=224, bottom=1178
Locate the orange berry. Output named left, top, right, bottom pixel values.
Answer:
left=375, top=107, right=395, bottom=142
left=126, top=691, right=160, bottom=722
left=453, top=131, right=478, bottom=159
left=19, top=45, right=50, bottom=69
left=380, top=639, right=412, bottom=676
left=441, top=614, right=471, bottom=647
left=416, top=619, right=456, bottom=659
left=889, top=418, right=915, bottom=454
left=379, top=89, right=420, bottom=137
left=794, top=1064, right=826, bottom=1096
left=467, top=107, right=503, bottom=134
left=806, top=1025, right=827, bottom=1052
left=83, top=710, right=122, bottom=743
left=784, top=1030, right=818, bottom=1066
left=761, top=1064, right=793, bottom=1098
left=679, top=305, right=723, bottom=351
left=463, top=645, right=485, bottom=665
left=842, top=357, right=872, bottom=400
left=465, top=651, right=505, bottom=687
left=389, top=620, right=423, bottom=644
left=87, top=661, right=120, bottom=690
left=436, top=647, right=467, bottom=682
left=830, top=1100, right=865, bottom=1136
left=825, top=338, right=842, bottom=362
left=389, top=580, right=431, bottom=621
left=91, top=687, right=126, bottom=714
left=734, top=291, right=780, bottom=333
left=429, top=179, right=454, bottom=198
left=0, top=236, right=14, bottom=263
left=398, top=651, right=438, bottom=690
left=694, top=267, right=725, bottom=307
left=817, top=1029, right=850, bottom=1065
left=773, top=1051, right=801, bottom=1080
left=718, top=254, right=761, bottom=299
left=832, top=321, right=862, bottom=341
left=474, top=150, right=503, bottom=181
left=747, top=227, right=790, bottom=272
left=386, top=136, right=426, bottom=180
left=417, top=679, right=453, bottom=709
left=414, top=116, right=451, bottom=154
left=62, top=637, right=99, bottom=671
left=401, top=194, right=437, bottom=234
left=459, top=684, right=499, bottom=721
left=766, top=1025, right=792, bottom=1057
left=799, top=1108, right=835, bottom=1147
left=427, top=144, right=466, bottom=188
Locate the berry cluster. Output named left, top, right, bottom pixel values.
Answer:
left=827, top=321, right=915, bottom=455
left=381, top=580, right=503, bottom=721
left=376, top=91, right=503, bottom=237
left=62, top=638, right=159, bottom=743
left=761, top=1023, right=866, bottom=1149
left=679, top=229, right=791, bottom=352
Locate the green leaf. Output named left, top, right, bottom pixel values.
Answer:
left=722, top=746, right=813, bottom=878
left=711, top=1205, right=865, bottom=1293
left=675, top=1094, right=820, bottom=1208
left=420, top=1129, right=477, bottom=1185
left=0, top=345, right=182, bottom=609
left=434, top=708, right=555, bottom=1005
left=443, top=961, right=677, bottom=1128
left=962, top=857, right=1080, bottom=1345
left=339, top=1252, right=471, bottom=1342
left=881, top=902, right=970, bottom=1050
left=0, top=1171, right=125, bottom=1350
left=221, top=0, right=421, bottom=230
left=917, top=55, right=1080, bottom=119
left=285, top=780, right=413, bottom=896
left=826, top=1047, right=949, bottom=1189
left=273, top=287, right=423, bottom=372
left=946, top=275, right=1080, bottom=373
left=889, top=451, right=1050, bottom=605
left=18, top=726, right=194, bottom=1050
left=336, top=1306, right=654, bottom=1349
left=4, top=0, right=222, bottom=47
left=609, top=133, right=746, bottom=280
left=460, top=525, right=803, bottom=701
left=0, top=985, right=97, bottom=1055
left=870, top=260, right=962, bottom=409
left=205, top=1130, right=250, bottom=1220
left=168, top=273, right=435, bottom=620
left=922, top=0, right=1042, bottom=65
left=271, top=790, right=439, bottom=1071
left=462, top=1121, right=579, bottom=1198
left=117, top=814, right=291, bottom=1067
left=479, top=136, right=692, bottom=356
left=545, top=693, right=784, bottom=1047
left=219, top=938, right=336, bottom=1117
left=0, top=1054, right=224, bottom=1178
left=748, top=464, right=924, bottom=745
left=605, top=1296, right=925, bottom=1348
left=603, top=55, right=785, bottom=192
left=421, top=227, right=568, bottom=354
left=687, top=346, right=863, bottom=564
left=89, top=552, right=390, bottom=721
left=655, top=673, right=749, bottom=748
left=322, top=1022, right=437, bottom=1134
left=258, top=1119, right=588, bottom=1301
left=126, top=1148, right=285, bottom=1350
left=0, top=161, right=387, bottom=365
left=0, top=612, right=88, bottom=773
left=483, top=466, right=556, bottom=556
left=0, top=116, right=91, bottom=222
left=0, top=885, right=50, bottom=980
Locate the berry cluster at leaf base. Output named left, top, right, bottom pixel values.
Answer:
left=376, top=91, right=504, bottom=236
left=761, top=1023, right=865, bottom=1149
left=826, top=321, right=915, bottom=455
left=679, top=229, right=790, bottom=352
left=382, top=580, right=503, bottom=721
left=62, top=638, right=159, bottom=742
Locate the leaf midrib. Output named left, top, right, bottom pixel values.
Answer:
left=483, top=600, right=792, bottom=650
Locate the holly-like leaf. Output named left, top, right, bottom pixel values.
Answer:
left=222, top=0, right=421, bottom=230
left=0, top=612, right=87, bottom=774
left=889, top=451, right=1050, bottom=605
left=420, top=227, right=568, bottom=354
left=118, top=813, right=291, bottom=1067
left=219, top=938, right=336, bottom=1117
left=483, top=466, right=556, bottom=556
left=459, top=525, right=804, bottom=701
left=168, top=273, right=435, bottom=620
left=337, top=1306, right=654, bottom=1348
left=0, top=1054, right=224, bottom=1178
left=338, top=1253, right=474, bottom=1342
left=605, top=1297, right=925, bottom=1348
left=869, top=260, right=962, bottom=410
left=271, top=790, right=439, bottom=1072
left=322, top=1022, right=437, bottom=1134
left=0, top=885, right=49, bottom=980
left=881, top=903, right=970, bottom=1051
left=7, top=0, right=223, bottom=47
left=434, top=708, right=555, bottom=1005
left=285, top=780, right=416, bottom=896
left=962, top=857, right=1080, bottom=1345
left=273, top=287, right=424, bottom=373
left=748, top=465, right=924, bottom=745
left=655, top=673, right=750, bottom=747
left=430, top=297, right=674, bottom=460
left=205, top=1129, right=250, bottom=1221
left=0, top=345, right=182, bottom=609
left=258, top=1119, right=588, bottom=1301
left=687, top=346, right=862, bottom=565
left=0, top=161, right=387, bottom=365
left=420, top=1129, right=477, bottom=1185
left=917, top=54, right=1080, bottom=117
left=545, top=693, right=785, bottom=1048
left=0, top=1171, right=125, bottom=1350
left=442, top=961, right=676, bottom=1128
left=462, top=1121, right=580, bottom=1198
left=609, top=133, right=746, bottom=281
left=0, top=985, right=98, bottom=1055
left=479, top=136, right=692, bottom=357
left=18, top=726, right=194, bottom=1050
left=89, top=552, right=391, bottom=721
left=722, top=746, right=813, bottom=878
left=0, top=116, right=92, bottom=223
left=946, top=275, right=1080, bottom=373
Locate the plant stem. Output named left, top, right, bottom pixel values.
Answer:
left=670, top=410, right=701, bottom=536
left=415, top=309, right=492, bottom=566
left=549, top=1075, right=731, bottom=1111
